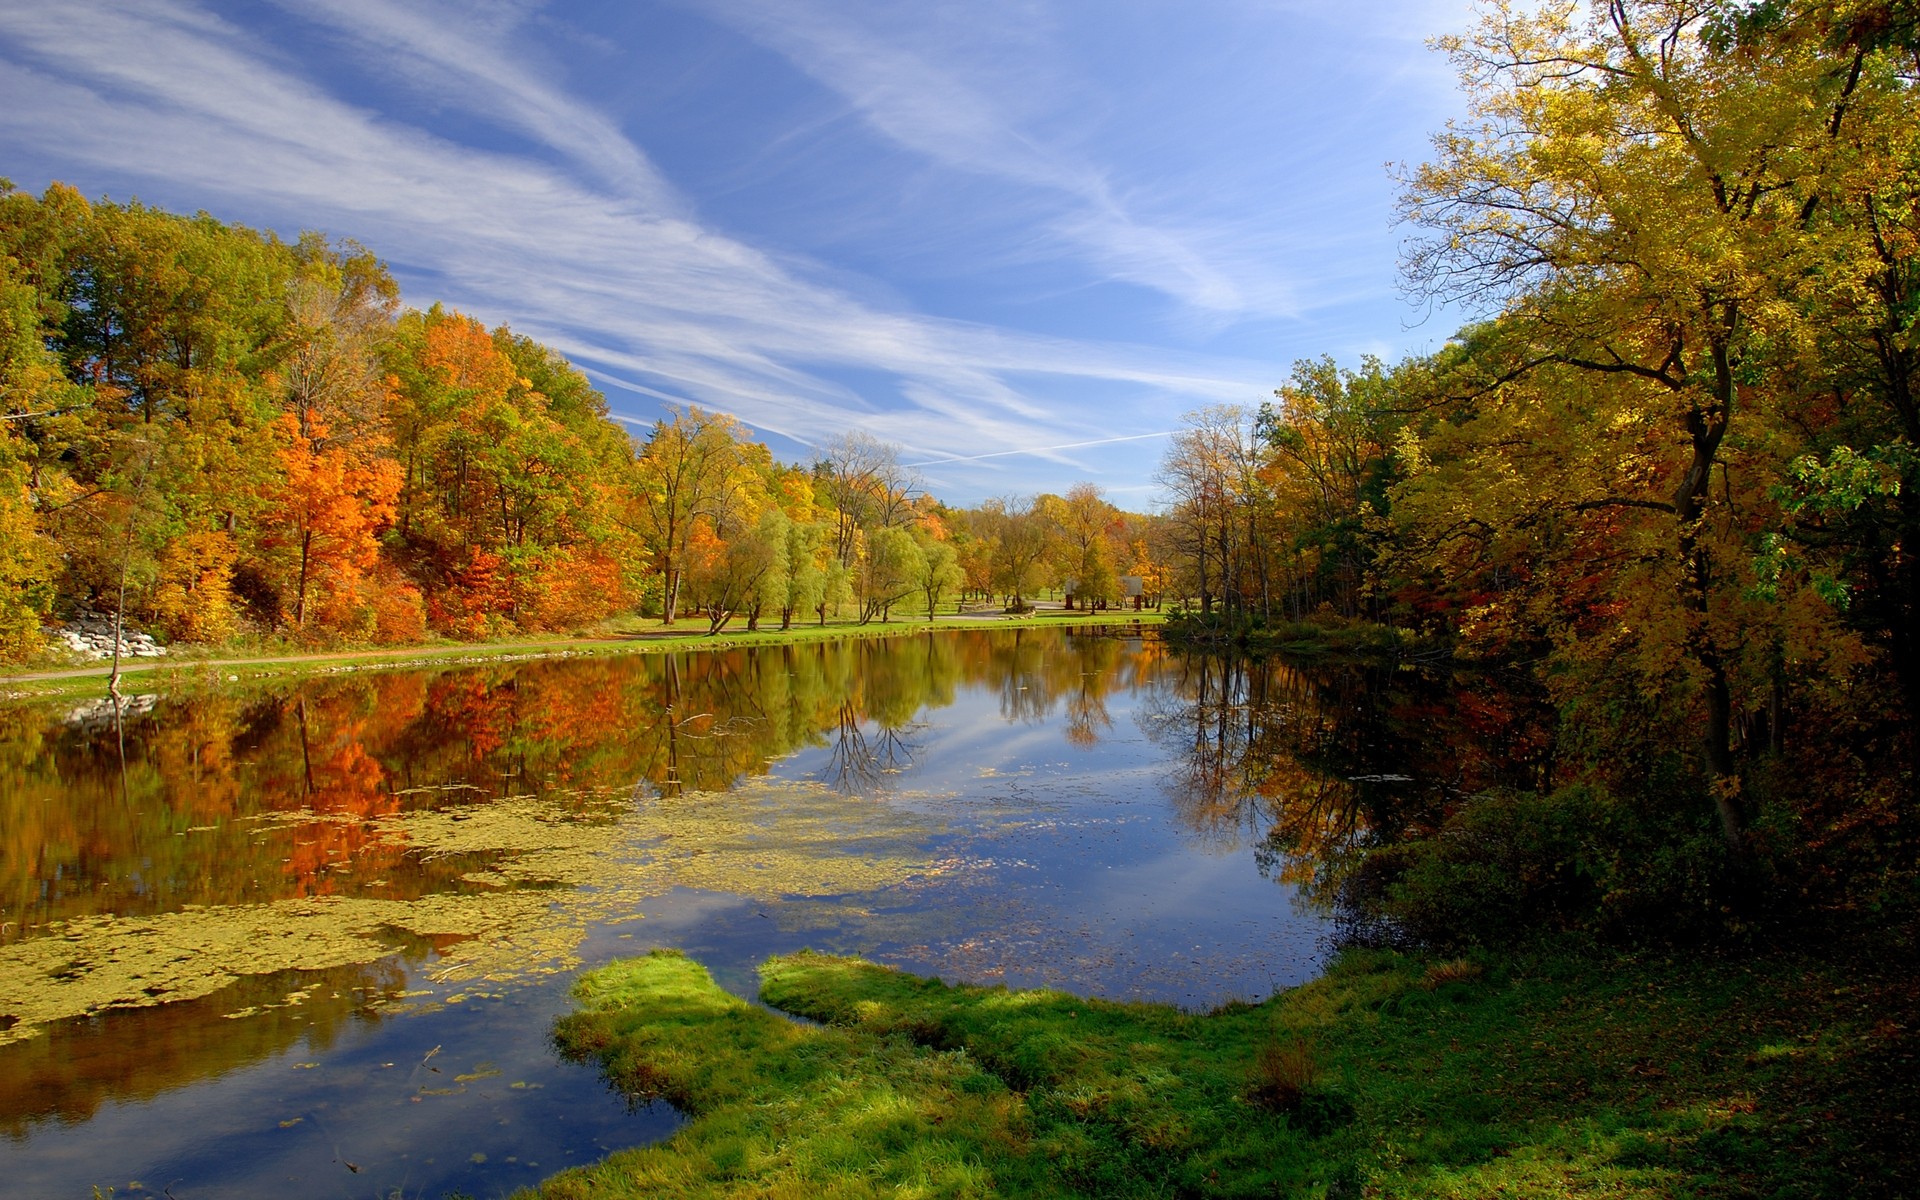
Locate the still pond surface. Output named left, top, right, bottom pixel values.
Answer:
left=0, top=626, right=1542, bottom=1198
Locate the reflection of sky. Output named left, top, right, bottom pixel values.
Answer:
left=770, top=667, right=1332, bottom=1006
left=4, top=635, right=1333, bottom=1198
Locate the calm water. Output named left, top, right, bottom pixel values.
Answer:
left=0, top=627, right=1541, bottom=1198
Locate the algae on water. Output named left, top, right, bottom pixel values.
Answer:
left=0, top=778, right=953, bottom=1045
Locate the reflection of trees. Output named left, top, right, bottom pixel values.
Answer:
left=821, top=699, right=918, bottom=795
left=1, top=628, right=1170, bottom=945
left=979, top=626, right=1141, bottom=732
left=988, top=628, right=1053, bottom=723
left=1061, top=632, right=1125, bottom=748
left=1141, top=651, right=1555, bottom=906
left=0, top=625, right=1164, bottom=1139
left=1142, top=655, right=1313, bottom=852
left=0, top=956, right=411, bottom=1137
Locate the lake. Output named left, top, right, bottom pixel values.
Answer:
left=0, top=626, right=1539, bottom=1198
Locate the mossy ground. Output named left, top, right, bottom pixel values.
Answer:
left=531, top=928, right=1917, bottom=1199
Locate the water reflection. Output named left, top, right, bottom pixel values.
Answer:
left=1139, top=651, right=1553, bottom=905
left=1, top=631, right=1138, bottom=947
left=0, top=626, right=1544, bottom=1197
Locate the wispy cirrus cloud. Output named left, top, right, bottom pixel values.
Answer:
left=0, top=0, right=1282, bottom=498
left=692, top=0, right=1271, bottom=318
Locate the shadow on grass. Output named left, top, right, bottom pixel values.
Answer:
left=527, top=938, right=1917, bottom=1199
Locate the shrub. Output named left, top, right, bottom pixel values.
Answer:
left=1366, top=783, right=1730, bottom=945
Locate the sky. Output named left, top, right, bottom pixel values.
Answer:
left=0, top=0, right=1474, bottom=508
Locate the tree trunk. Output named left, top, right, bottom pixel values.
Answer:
left=662, top=564, right=680, bottom=625
left=296, top=529, right=312, bottom=628
left=1675, top=337, right=1740, bottom=860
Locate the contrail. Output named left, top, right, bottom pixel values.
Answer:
left=905, top=430, right=1178, bottom=468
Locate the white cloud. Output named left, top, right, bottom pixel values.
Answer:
left=0, top=0, right=1283, bottom=499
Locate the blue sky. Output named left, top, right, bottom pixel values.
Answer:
left=0, top=0, right=1472, bottom=507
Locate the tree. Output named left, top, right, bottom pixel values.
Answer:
left=978, top=495, right=1051, bottom=608
left=776, top=517, right=828, bottom=631
left=913, top=534, right=964, bottom=621
left=1049, top=483, right=1122, bottom=609
left=1261, top=356, right=1400, bottom=620
left=1398, top=0, right=1847, bottom=854
left=859, top=525, right=925, bottom=623
left=1748, top=1, right=1920, bottom=756
left=683, top=500, right=790, bottom=635
left=259, top=412, right=401, bottom=632
left=632, top=407, right=747, bottom=624
left=0, top=236, right=68, bottom=658
left=1157, top=407, right=1263, bottom=615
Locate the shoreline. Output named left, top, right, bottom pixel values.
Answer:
left=0, top=608, right=1165, bottom=702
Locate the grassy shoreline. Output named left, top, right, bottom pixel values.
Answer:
left=0, top=609, right=1165, bottom=702
left=530, top=925, right=1917, bottom=1199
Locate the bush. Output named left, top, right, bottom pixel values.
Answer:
left=1364, top=783, right=1730, bottom=945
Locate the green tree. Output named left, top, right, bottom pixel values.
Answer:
left=913, top=534, right=964, bottom=621
left=860, top=526, right=925, bottom=624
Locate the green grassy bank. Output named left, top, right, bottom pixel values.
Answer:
left=527, top=927, right=1916, bottom=1199
left=0, top=609, right=1164, bottom=703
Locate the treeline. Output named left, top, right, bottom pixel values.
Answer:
left=0, top=184, right=1166, bottom=660
left=1151, top=0, right=1918, bottom=921
left=0, top=184, right=641, bottom=651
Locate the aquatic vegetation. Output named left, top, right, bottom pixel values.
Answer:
left=0, top=779, right=949, bottom=1046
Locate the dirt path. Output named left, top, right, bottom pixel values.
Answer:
left=0, top=637, right=627, bottom=685
left=2, top=606, right=1155, bottom=690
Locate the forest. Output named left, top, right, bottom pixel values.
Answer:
left=3, top=2, right=1918, bottom=1195
left=1151, top=0, right=1920, bottom=934
left=0, top=180, right=1174, bottom=653
left=3, top=0, right=1916, bottom=925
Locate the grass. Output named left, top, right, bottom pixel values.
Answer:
left=0, top=608, right=1166, bottom=702
left=1161, top=612, right=1426, bottom=658
left=529, top=927, right=1917, bottom=1199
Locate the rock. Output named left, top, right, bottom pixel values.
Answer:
left=43, top=609, right=169, bottom=661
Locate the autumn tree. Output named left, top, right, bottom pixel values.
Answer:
left=0, top=221, right=68, bottom=655
left=1742, top=1, right=1920, bottom=755
left=632, top=407, right=748, bottom=624
left=1398, top=0, right=1857, bottom=853
left=258, top=411, right=401, bottom=632
left=813, top=431, right=922, bottom=570
left=1157, top=407, right=1267, bottom=615
left=976, top=495, right=1051, bottom=609
left=1261, top=356, right=1401, bottom=620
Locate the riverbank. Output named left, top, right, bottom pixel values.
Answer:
left=0, top=607, right=1164, bottom=702
left=530, top=921, right=1917, bottom=1199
